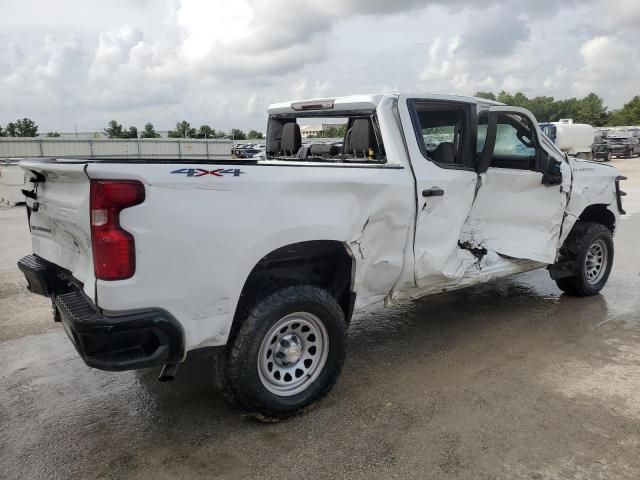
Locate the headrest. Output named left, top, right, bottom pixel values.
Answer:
left=310, top=144, right=339, bottom=157
left=281, top=123, right=301, bottom=155
left=431, top=142, right=456, bottom=164
left=348, top=118, right=376, bottom=156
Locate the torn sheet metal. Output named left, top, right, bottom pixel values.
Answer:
left=348, top=207, right=413, bottom=309
left=413, top=170, right=480, bottom=287
left=460, top=168, right=568, bottom=264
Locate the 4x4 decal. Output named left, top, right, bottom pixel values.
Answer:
left=171, top=168, right=244, bottom=177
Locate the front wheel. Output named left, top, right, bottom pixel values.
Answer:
left=555, top=222, right=614, bottom=296
left=223, top=285, right=347, bottom=421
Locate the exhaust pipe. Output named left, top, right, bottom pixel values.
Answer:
left=158, top=363, right=179, bottom=382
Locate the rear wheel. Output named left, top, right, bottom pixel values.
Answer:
left=223, top=285, right=347, bottom=421
left=555, top=222, right=614, bottom=296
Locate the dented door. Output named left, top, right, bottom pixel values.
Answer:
left=460, top=107, right=569, bottom=264
left=397, top=95, right=481, bottom=288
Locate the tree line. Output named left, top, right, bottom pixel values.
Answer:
left=103, top=120, right=264, bottom=140
left=0, top=118, right=264, bottom=140
left=0, top=118, right=39, bottom=137
left=474, top=91, right=640, bottom=127
left=309, top=124, right=348, bottom=138
left=2, top=94, right=639, bottom=139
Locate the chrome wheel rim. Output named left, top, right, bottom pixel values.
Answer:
left=584, top=239, right=608, bottom=285
left=258, top=312, right=329, bottom=397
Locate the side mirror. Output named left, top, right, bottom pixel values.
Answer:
left=541, top=153, right=563, bottom=186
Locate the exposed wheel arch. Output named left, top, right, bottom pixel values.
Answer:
left=230, top=241, right=355, bottom=343
left=578, top=204, right=616, bottom=233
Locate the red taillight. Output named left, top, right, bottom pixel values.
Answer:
left=90, top=180, right=145, bottom=280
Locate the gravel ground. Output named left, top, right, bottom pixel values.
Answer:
left=1, top=158, right=639, bottom=480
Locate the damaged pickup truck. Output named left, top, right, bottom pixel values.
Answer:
left=18, top=94, right=627, bottom=420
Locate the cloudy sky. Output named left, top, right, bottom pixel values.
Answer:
left=1, top=0, right=639, bottom=133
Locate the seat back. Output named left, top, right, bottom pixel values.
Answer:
left=345, top=118, right=377, bottom=158
left=431, top=142, right=456, bottom=164
left=281, top=123, right=301, bottom=155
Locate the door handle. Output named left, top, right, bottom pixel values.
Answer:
left=422, top=187, right=445, bottom=197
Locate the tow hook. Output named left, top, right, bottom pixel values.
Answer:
left=158, top=363, right=179, bottom=382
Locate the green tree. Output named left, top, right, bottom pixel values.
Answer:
left=311, top=124, right=347, bottom=138
left=574, top=93, right=607, bottom=126
left=247, top=130, right=264, bottom=139
left=12, top=118, right=38, bottom=137
left=104, top=120, right=125, bottom=139
left=230, top=128, right=246, bottom=140
left=46, top=131, right=61, bottom=137
left=212, top=130, right=227, bottom=139
left=607, top=96, right=640, bottom=126
left=496, top=91, right=515, bottom=105
left=196, top=125, right=215, bottom=139
left=168, top=120, right=196, bottom=138
left=127, top=126, right=138, bottom=139
left=0, top=125, right=5, bottom=137
left=474, top=91, right=497, bottom=101
left=526, top=96, right=556, bottom=122
left=140, top=123, right=161, bottom=138
left=549, top=97, right=577, bottom=122
left=5, top=122, right=17, bottom=136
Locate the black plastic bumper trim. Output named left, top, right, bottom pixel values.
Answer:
left=616, top=176, right=627, bottom=215
left=18, top=254, right=184, bottom=371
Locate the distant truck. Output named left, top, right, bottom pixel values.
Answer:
left=607, top=131, right=640, bottom=158
left=539, top=120, right=595, bottom=160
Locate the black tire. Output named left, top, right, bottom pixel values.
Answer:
left=555, top=222, right=614, bottom=296
left=223, top=285, right=347, bottom=421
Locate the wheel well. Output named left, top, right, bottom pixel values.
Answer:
left=231, top=241, right=355, bottom=341
left=579, top=204, right=616, bottom=233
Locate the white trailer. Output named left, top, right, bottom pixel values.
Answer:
left=539, top=120, right=595, bottom=159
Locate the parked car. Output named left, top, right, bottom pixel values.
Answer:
left=232, top=147, right=262, bottom=158
left=18, top=93, right=626, bottom=420
left=608, top=135, right=640, bottom=158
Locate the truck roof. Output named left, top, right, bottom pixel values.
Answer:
left=267, top=93, right=504, bottom=114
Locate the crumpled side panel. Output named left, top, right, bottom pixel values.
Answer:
left=414, top=172, right=479, bottom=287
left=460, top=169, right=567, bottom=264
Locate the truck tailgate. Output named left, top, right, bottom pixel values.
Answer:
left=20, top=160, right=95, bottom=300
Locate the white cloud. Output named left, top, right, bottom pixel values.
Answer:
left=592, top=0, right=640, bottom=33
left=0, top=0, right=638, bottom=132
left=573, top=36, right=640, bottom=105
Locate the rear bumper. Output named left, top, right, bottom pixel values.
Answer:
left=18, top=254, right=184, bottom=371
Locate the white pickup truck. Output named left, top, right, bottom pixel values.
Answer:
left=18, top=94, right=627, bottom=420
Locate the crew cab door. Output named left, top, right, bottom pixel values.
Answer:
left=397, top=96, right=481, bottom=287
left=460, top=106, right=570, bottom=264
